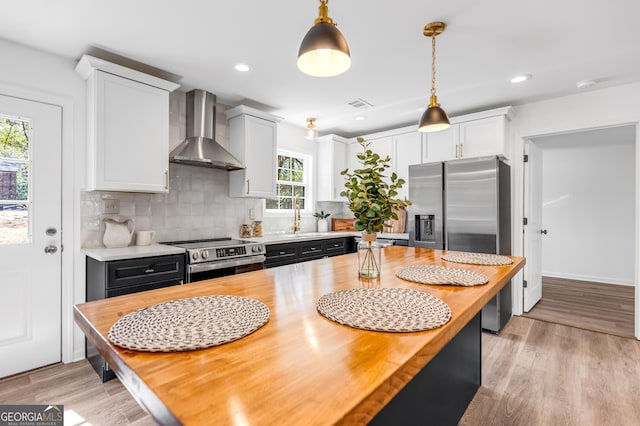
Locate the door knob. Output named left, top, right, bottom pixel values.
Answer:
left=540, top=229, right=548, bottom=235
left=44, top=245, right=58, bottom=254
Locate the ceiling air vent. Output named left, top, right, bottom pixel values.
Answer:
left=346, top=98, right=374, bottom=110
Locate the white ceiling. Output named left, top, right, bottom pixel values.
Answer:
left=2, top=0, right=640, bottom=137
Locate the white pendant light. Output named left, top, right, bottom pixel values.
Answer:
left=297, top=0, right=351, bottom=77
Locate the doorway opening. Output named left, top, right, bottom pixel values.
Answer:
left=522, top=125, right=636, bottom=338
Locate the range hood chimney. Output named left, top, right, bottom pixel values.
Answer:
left=169, top=89, right=245, bottom=170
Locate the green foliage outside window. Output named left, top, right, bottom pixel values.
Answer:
left=266, top=153, right=306, bottom=210
left=0, top=118, right=30, bottom=202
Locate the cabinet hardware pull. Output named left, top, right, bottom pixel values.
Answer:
left=145, top=268, right=155, bottom=273
left=246, top=179, right=250, bottom=195
left=460, top=144, right=463, bottom=158
left=279, top=251, right=286, bottom=255
left=164, top=170, right=169, bottom=189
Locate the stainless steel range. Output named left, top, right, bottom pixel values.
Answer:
left=164, top=238, right=266, bottom=283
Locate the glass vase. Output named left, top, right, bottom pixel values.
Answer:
left=357, top=233, right=381, bottom=278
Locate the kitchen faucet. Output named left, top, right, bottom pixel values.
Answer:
left=293, top=196, right=301, bottom=234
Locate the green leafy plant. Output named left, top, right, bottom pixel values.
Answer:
left=313, top=211, right=331, bottom=219
left=340, top=137, right=411, bottom=234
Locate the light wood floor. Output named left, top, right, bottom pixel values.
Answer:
left=1, top=317, right=639, bottom=425
left=460, top=316, right=640, bottom=425
left=523, top=276, right=635, bottom=338
left=0, top=361, right=154, bottom=426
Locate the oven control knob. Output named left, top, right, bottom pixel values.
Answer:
left=201, top=250, right=210, bottom=260
left=192, top=251, right=199, bottom=261
left=252, top=245, right=263, bottom=253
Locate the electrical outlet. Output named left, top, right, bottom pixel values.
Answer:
left=249, top=208, right=255, bottom=220
left=100, top=199, right=120, bottom=214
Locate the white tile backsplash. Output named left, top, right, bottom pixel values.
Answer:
left=80, top=163, right=263, bottom=248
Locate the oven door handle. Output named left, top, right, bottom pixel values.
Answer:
left=189, top=255, right=266, bottom=273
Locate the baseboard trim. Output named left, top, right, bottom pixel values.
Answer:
left=542, top=271, right=635, bottom=287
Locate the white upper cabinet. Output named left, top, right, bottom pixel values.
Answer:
left=422, top=106, right=513, bottom=163
left=352, top=125, right=423, bottom=201
left=392, top=131, right=422, bottom=201
left=346, top=140, right=361, bottom=177
left=316, top=135, right=348, bottom=202
left=76, top=55, right=179, bottom=193
left=458, top=115, right=509, bottom=158
left=224, top=105, right=282, bottom=198
left=421, top=125, right=458, bottom=163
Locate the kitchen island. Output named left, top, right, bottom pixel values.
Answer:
left=74, top=246, right=525, bottom=425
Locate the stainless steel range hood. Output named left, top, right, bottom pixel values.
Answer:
left=170, top=89, right=245, bottom=170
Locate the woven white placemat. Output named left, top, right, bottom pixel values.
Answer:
left=108, top=295, right=270, bottom=352
left=396, top=265, right=489, bottom=286
left=442, top=252, right=513, bottom=266
left=317, top=287, right=451, bottom=332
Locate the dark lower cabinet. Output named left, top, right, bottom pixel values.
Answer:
left=265, top=237, right=355, bottom=268
left=369, top=312, right=481, bottom=426
left=86, top=254, right=186, bottom=381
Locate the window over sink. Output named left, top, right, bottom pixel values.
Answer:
left=266, top=150, right=310, bottom=212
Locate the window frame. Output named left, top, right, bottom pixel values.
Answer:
left=264, top=149, right=312, bottom=215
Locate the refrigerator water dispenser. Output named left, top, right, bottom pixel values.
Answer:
left=415, top=214, right=436, bottom=243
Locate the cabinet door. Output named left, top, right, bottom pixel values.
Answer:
left=317, top=139, right=347, bottom=202
left=459, top=116, right=506, bottom=159
left=368, top=136, right=393, bottom=163
left=92, top=71, right=169, bottom=192
left=229, top=115, right=277, bottom=198
left=332, top=141, right=346, bottom=201
left=393, top=132, right=422, bottom=201
left=422, top=125, right=458, bottom=163
left=347, top=141, right=361, bottom=174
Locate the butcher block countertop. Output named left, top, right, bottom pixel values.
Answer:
left=74, top=247, right=525, bottom=425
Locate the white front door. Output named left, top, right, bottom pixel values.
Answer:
left=523, top=141, right=543, bottom=311
left=0, top=94, right=62, bottom=377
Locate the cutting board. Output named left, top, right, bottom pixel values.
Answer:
left=331, top=207, right=407, bottom=233
left=332, top=218, right=356, bottom=232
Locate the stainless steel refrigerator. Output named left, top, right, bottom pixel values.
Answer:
left=408, top=156, right=512, bottom=333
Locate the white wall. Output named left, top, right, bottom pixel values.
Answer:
left=508, top=82, right=640, bottom=338
left=535, top=128, right=635, bottom=285
left=0, top=38, right=86, bottom=361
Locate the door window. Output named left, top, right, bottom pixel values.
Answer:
left=0, top=116, right=30, bottom=244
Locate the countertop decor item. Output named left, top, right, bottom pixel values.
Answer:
left=240, top=224, right=252, bottom=238
left=317, top=287, right=451, bottom=332
left=108, top=295, right=270, bottom=352
left=102, top=218, right=134, bottom=248
left=314, top=210, right=331, bottom=232
left=252, top=221, right=263, bottom=237
left=395, top=264, right=489, bottom=286
left=442, top=252, right=514, bottom=266
left=341, top=137, right=411, bottom=277
left=313, top=210, right=331, bottom=220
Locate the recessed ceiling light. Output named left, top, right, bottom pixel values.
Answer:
left=354, top=116, right=367, bottom=121
left=234, top=63, right=250, bottom=72
left=576, top=79, right=597, bottom=89
left=510, top=74, right=532, bottom=84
